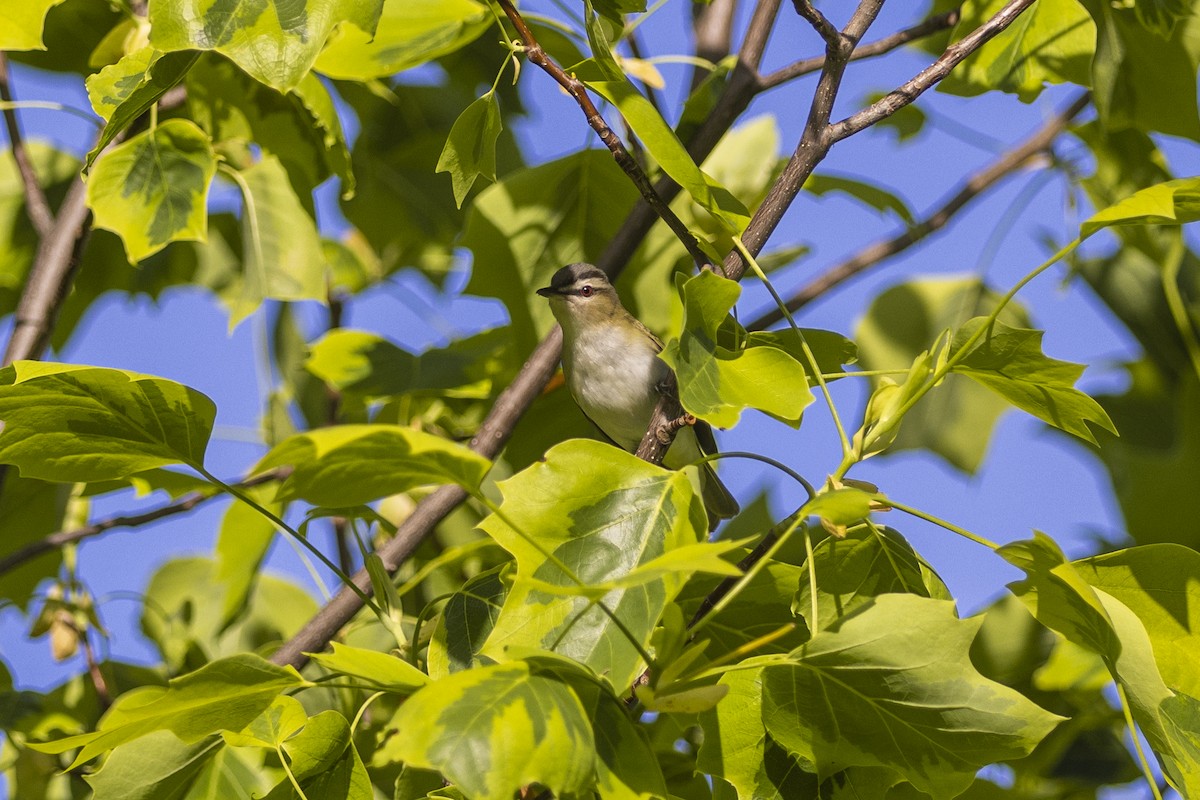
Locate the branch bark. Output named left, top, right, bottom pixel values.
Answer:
left=748, top=92, right=1091, bottom=330
left=0, top=53, right=54, bottom=238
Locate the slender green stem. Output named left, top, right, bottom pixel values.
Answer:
left=803, top=525, right=820, bottom=635
left=395, top=539, right=498, bottom=598
left=1116, top=682, right=1165, bottom=800
left=1161, top=234, right=1200, bottom=386
left=196, top=466, right=380, bottom=613
left=276, top=744, right=311, bottom=800
left=409, top=592, right=455, bottom=668
left=219, top=164, right=267, bottom=297
left=735, top=235, right=853, bottom=457
left=148, top=101, right=158, bottom=133
left=880, top=496, right=1000, bottom=550
left=821, top=369, right=909, bottom=379
left=0, top=100, right=103, bottom=127
left=350, top=692, right=386, bottom=735
left=691, top=515, right=807, bottom=634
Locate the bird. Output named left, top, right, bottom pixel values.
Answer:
left=537, top=262, right=739, bottom=528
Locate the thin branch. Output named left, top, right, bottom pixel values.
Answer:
left=0, top=469, right=289, bottom=578
left=0, top=53, right=54, bottom=238
left=761, top=8, right=961, bottom=89
left=749, top=92, right=1091, bottom=329
left=496, top=0, right=711, bottom=270
left=689, top=0, right=737, bottom=91
left=829, top=0, right=1038, bottom=143
left=271, top=1, right=786, bottom=670
left=792, top=0, right=841, bottom=47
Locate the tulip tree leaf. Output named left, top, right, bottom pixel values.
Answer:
left=149, top=0, right=383, bottom=91
left=661, top=271, right=814, bottom=428
left=804, top=173, right=915, bottom=226
left=265, top=711, right=372, bottom=800
left=28, top=654, right=304, bottom=769
left=84, top=732, right=223, bottom=800
left=257, top=424, right=492, bottom=506
left=87, top=119, right=217, bottom=262
left=306, top=642, right=430, bottom=692
left=949, top=318, right=1117, bottom=445
left=760, top=594, right=1064, bottom=797
left=478, top=440, right=708, bottom=690
left=939, top=0, right=1094, bottom=101
left=376, top=660, right=596, bottom=800
left=220, top=695, right=307, bottom=749
left=315, top=0, right=488, bottom=80
left=1081, top=176, right=1200, bottom=239
left=0, top=0, right=67, bottom=50
left=0, top=361, right=215, bottom=482
left=437, top=91, right=503, bottom=208
left=226, top=154, right=327, bottom=326
left=428, top=565, right=509, bottom=678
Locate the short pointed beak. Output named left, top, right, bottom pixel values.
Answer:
left=536, top=286, right=558, bottom=298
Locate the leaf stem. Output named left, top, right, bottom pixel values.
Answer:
left=277, top=744, right=311, bottom=800
left=803, top=525, right=820, bottom=634
left=1161, top=234, right=1200, bottom=386
left=735, top=235, right=852, bottom=458
left=696, top=450, right=816, bottom=500
left=1116, top=682, right=1165, bottom=800
left=0, top=100, right=104, bottom=127
left=878, top=496, right=999, bottom=550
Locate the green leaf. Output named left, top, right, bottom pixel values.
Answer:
left=265, top=710, right=373, bottom=800
left=376, top=660, right=596, bottom=800
left=463, top=150, right=638, bottom=352
left=795, top=526, right=948, bottom=632
left=1134, top=0, right=1192, bottom=35
left=698, top=666, right=819, bottom=800
left=802, top=487, right=874, bottom=527
left=478, top=440, right=707, bottom=689
left=87, top=119, right=217, bottom=262
left=29, top=654, right=304, bottom=769
left=804, top=173, right=915, bottom=226
left=306, top=328, right=511, bottom=400
left=0, top=0, right=67, bottom=50
left=85, top=732, right=222, bottom=800
left=428, top=565, right=509, bottom=678
left=1161, top=692, right=1200, bottom=798
left=0, top=476, right=72, bottom=609
left=226, top=154, right=327, bottom=326
left=314, top=0, right=488, bottom=80
left=939, top=0, right=1094, bottom=101
left=186, top=54, right=353, bottom=199
left=950, top=318, right=1117, bottom=445
left=213, top=482, right=280, bottom=629
left=760, top=595, right=1063, bottom=796
left=83, top=48, right=199, bottom=171
left=661, top=271, right=814, bottom=428
left=221, top=695, right=307, bottom=749
left=437, top=91, right=503, bottom=208
left=856, top=276, right=1032, bottom=472
left=257, top=424, right=492, bottom=506
left=0, top=361, right=215, bottom=482
left=1076, top=0, right=1200, bottom=139
left=307, top=642, right=430, bottom=692
left=149, top=0, right=383, bottom=92
left=1081, top=176, right=1200, bottom=239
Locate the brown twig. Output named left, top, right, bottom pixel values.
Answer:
left=0, top=52, right=54, bottom=238
left=496, top=0, right=711, bottom=270
left=792, top=0, right=841, bottom=46
left=0, top=469, right=289, bottom=578
left=748, top=92, right=1091, bottom=329
left=689, top=0, right=738, bottom=91
left=760, top=8, right=961, bottom=89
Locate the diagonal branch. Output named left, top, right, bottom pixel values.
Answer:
left=792, top=0, right=841, bottom=46
left=271, top=0, right=785, bottom=670
left=0, top=469, right=289, bottom=578
left=497, top=0, right=711, bottom=270
left=0, top=53, right=54, bottom=238
left=748, top=92, right=1091, bottom=330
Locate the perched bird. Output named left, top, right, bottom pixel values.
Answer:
left=537, top=262, right=739, bottom=528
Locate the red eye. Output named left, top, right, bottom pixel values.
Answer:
left=579, top=285, right=593, bottom=297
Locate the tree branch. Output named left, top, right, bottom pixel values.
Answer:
left=497, top=0, right=711, bottom=270
left=760, top=7, right=961, bottom=90
left=0, top=469, right=289, bottom=578
left=0, top=53, right=54, bottom=238
left=271, top=0, right=786, bottom=670
left=748, top=92, right=1091, bottom=330
left=791, top=0, right=841, bottom=47
left=689, top=0, right=737, bottom=91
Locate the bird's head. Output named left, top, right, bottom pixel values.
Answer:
left=536, top=263, right=623, bottom=330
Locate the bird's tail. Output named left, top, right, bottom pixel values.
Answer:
left=701, top=464, right=739, bottom=530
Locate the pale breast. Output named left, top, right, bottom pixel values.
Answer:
left=564, top=325, right=666, bottom=450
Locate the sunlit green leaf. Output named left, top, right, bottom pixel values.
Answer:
left=428, top=565, right=509, bottom=678
left=149, top=0, right=383, bottom=91
left=0, top=0, right=67, bottom=50
left=85, top=732, right=222, bottom=800
left=29, top=654, right=304, bottom=769
left=213, top=482, right=280, bottom=629
left=940, top=0, right=1094, bottom=101
left=950, top=318, right=1117, bottom=445
left=661, top=271, right=813, bottom=428
left=315, top=0, right=487, bottom=81
left=257, top=424, right=492, bottom=506
left=437, top=91, right=502, bottom=208
left=0, top=361, right=215, bottom=482
left=376, top=660, right=596, bottom=800
left=87, top=119, right=217, bottom=262
left=479, top=440, right=707, bottom=689
left=264, top=710, right=372, bottom=800
left=307, top=642, right=430, bottom=692
left=1081, top=176, right=1200, bottom=239
left=221, top=695, right=306, bottom=749
left=225, top=154, right=327, bottom=326
left=761, top=595, right=1063, bottom=796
